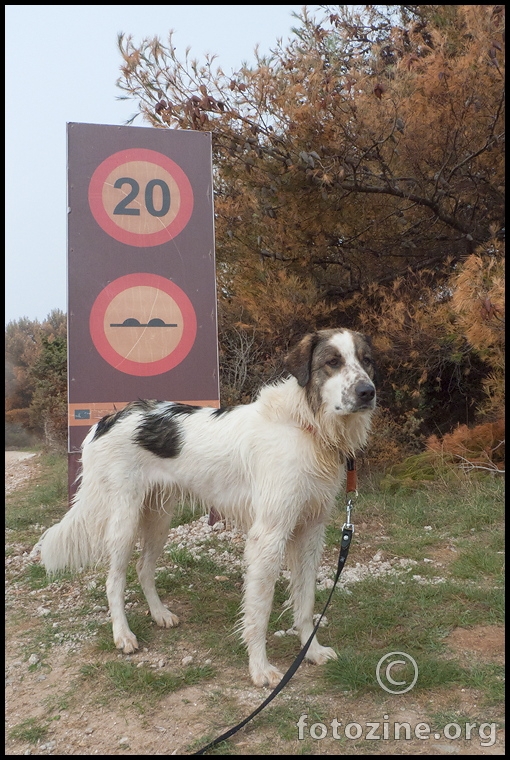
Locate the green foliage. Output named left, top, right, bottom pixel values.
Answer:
left=80, top=660, right=215, bottom=697
left=380, top=451, right=455, bottom=492
left=324, top=647, right=467, bottom=693
left=380, top=445, right=504, bottom=493
left=29, top=333, right=67, bottom=446
left=5, top=309, right=67, bottom=446
left=8, top=717, right=50, bottom=745
left=450, top=544, right=505, bottom=580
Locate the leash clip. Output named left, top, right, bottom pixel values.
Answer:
left=343, top=495, right=355, bottom=532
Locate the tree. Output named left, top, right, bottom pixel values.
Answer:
left=29, top=332, right=67, bottom=447
left=5, top=309, right=67, bottom=446
left=450, top=239, right=505, bottom=419
left=5, top=317, right=42, bottom=428
left=117, top=5, right=504, bottom=297
left=116, top=5, right=504, bottom=439
left=355, top=237, right=504, bottom=438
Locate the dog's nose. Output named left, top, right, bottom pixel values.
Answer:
left=355, top=381, right=375, bottom=404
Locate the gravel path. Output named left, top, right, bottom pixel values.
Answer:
left=5, top=451, right=40, bottom=494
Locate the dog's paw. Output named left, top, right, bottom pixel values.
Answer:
left=305, top=644, right=337, bottom=665
left=250, top=664, right=284, bottom=688
left=153, top=609, right=180, bottom=628
left=114, top=631, right=139, bottom=654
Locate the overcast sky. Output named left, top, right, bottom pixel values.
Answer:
left=5, top=4, right=321, bottom=325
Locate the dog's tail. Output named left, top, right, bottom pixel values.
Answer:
left=38, top=476, right=109, bottom=573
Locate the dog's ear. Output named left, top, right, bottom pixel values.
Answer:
left=284, top=333, right=319, bottom=387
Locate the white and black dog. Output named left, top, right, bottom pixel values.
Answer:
left=38, top=329, right=376, bottom=687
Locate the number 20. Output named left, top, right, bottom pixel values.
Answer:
left=113, top=177, right=171, bottom=217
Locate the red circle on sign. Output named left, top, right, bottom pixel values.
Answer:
left=88, top=149, right=194, bottom=247
left=90, top=273, right=197, bottom=376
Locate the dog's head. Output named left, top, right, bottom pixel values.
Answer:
left=284, top=329, right=376, bottom=416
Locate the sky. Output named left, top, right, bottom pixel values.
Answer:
left=5, top=4, right=321, bottom=326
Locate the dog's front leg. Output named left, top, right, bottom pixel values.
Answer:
left=286, top=519, right=338, bottom=665
left=242, top=525, right=287, bottom=687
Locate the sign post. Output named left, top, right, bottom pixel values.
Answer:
left=67, top=123, right=219, bottom=498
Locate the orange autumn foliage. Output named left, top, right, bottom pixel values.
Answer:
left=427, top=418, right=505, bottom=469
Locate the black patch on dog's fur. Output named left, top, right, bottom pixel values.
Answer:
left=93, top=412, right=122, bottom=442
left=212, top=406, right=234, bottom=417
left=92, top=403, right=145, bottom=442
left=93, top=400, right=199, bottom=457
left=165, top=403, right=200, bottom=416
left=134, top=402, right=200, bottom=458
left=135, top=412, right=184, bottom=459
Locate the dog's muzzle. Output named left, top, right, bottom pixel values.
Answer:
left=353, top=380, right=376, bottom=410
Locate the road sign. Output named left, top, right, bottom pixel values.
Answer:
left=67, top=123, right=219, bottom=490
left=88, top=148, right=194, bottom=247
left=89, top=273, right=197, bottom=376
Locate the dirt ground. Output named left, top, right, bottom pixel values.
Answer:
left=5, top=451, right=40, bottom=494
left=5, top=452, right=505, bottom=756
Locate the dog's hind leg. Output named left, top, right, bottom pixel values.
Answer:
left=105, top=496, right=142, bottom=654
left=286, top=519, right=338, bottom=665
left=136, top=495, right=180, bottom=629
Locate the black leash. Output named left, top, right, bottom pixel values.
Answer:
left=193, top=458, right=357, bottom=755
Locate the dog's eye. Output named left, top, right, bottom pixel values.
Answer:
left=326, top=357, right=340, bottom=368
left=363, top=356, right=372, bottom=367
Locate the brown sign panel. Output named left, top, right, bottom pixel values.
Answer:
left=67, top=123, right=219, bottom=460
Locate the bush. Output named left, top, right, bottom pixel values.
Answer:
left=427, top=419, right=505, bottom=470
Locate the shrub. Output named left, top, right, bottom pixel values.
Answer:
left=427, top=419, right=505, bottom=470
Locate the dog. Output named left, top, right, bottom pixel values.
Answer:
left=38, top=328, right=376, bottom=688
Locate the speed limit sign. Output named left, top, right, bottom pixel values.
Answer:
left=88, top=148, right=194, bottom=247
